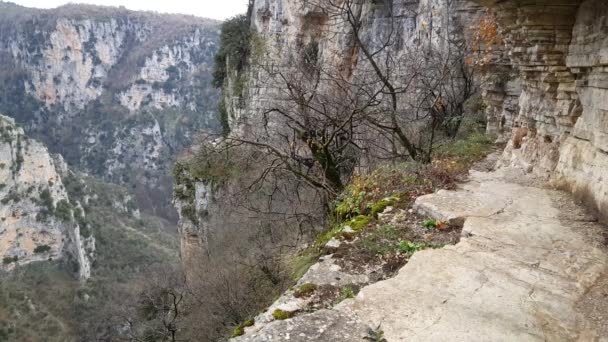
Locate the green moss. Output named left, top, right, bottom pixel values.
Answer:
left=334, top=188, right=367, bottom=219
left=230, top=318, right=254, bottom=338
left=293, top=283, right=317, bottom=298
left=348, top=215, right=372, bottom=231
left=369, top=195, right=400, bottom=217
left=272, top=309, right=295, bottom=320
left=231, top=326, right=244, bottom=338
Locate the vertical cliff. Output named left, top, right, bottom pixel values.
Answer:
left=0, top=3, right=221, bottom=219
left=472, top=0, right=608, bottom=219
left=0, top=114, right=92, bottom=280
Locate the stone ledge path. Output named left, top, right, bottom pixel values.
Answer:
left=237, top=168, right=608, bottom=341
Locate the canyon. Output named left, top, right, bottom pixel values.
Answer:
left=0, top=0, right=607, bottom=341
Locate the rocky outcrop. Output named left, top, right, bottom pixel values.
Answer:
left=0, top=115, right=93, bottom=280
left=476, top=0, right=608, bottom=219
left=0, top=3, right=221, bottom=219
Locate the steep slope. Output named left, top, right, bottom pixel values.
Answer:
left=0, top=2, right=221, bottom=219
left=0, top=114, right=92, bottom=280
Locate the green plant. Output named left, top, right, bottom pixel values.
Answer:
left=212, top=14, right=251, bottom=88
left=39, top=189, right=54, bottom=212
left=364, top=325, right=387, bottom=342
left=293, top=283, right=317, bottom=298
left=243, top=319, right=254, bottom=327
left=54, top=200, right=72, bottom=222
left=272, top=309, right=295, bottom=320
left=398, top=241, right=428, bottom=254
left=423, top=219, right=440, bottom=229
left=335, top=286, right=355, bottom=303
left=218, top=96, right=230, bottom=136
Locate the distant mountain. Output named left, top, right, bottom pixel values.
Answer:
left=0, top=2, right=222, bottom=220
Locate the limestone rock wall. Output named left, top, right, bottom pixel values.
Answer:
left=0, top=115, right=93, bottom=280
left=477, top=0, right=608, bottom=218
left=556, top=0, right=608, bottom=217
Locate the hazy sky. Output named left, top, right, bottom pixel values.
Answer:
left=10, top=0, right=250, bottom=20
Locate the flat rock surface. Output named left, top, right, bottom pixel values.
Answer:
left=237, top=168, right=608, bottom=341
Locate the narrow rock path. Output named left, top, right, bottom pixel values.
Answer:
left=238, top=168, right=608, bottom=341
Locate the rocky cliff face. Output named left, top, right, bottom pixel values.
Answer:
left=176, top=0, right=608, bottom=338
left=0, top=114, right=92, bottom=279
left=0, top=3, right=221, bottom=219
left=180, top=0, right=485, bottom=253
left=476, top=0, right=608, bottom=219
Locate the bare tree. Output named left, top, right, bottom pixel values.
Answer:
left=117, top=266, right=189, bottom=342
left=311, top=0, right=478, bottom=162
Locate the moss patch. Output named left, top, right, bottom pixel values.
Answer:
left=293, top=283, right=317, bottom=298
left=369, top=195, right=400, bottom=217
left=272, top=309, right=295, bottom=320
left=231, top=326, right=244, bottom=338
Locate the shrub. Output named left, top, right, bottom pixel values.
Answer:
left=39, top=189, right=54, bottom=212
left=34, top=245, right=51, bottom=254
left=54, top=200, right=72, bottom=222
left=3, top=256, right=18, bottom=265
left=218, top=97, right=230, bottom=136
left=212, top=14, right=251, bottom=88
